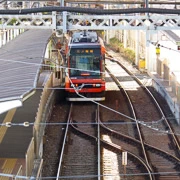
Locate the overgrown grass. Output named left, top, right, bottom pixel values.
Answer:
left=108, top=37, right=135, bottom=64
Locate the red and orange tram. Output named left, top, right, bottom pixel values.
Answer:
left=65, top=30, right=106, bottom=101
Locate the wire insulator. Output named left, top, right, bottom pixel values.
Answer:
left=23, top=122, right=30, bottom=127
left=5, top=122, right=12, bottom=127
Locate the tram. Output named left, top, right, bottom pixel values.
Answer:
left=65, top=30, right=106, bottom=101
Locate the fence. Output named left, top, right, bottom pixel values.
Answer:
left=33, top=73, right=54, bottom=159
left=0, top=29, right=25, bottom=48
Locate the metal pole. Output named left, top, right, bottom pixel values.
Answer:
left=61, top=0, right=64, bottom=7
left=124, top=165, right=126, bottom=180
left=145, top=30, right=150, bottom=71
left=145, top=0, right=149, bottom=16
left=97, top=106, right=101, bottom=180
left=145, top=0, right=148, bottom=8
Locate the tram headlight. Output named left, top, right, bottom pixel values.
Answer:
left=95, top=84, right=101, bottom=87
left=71, top=83, right=79, bottom=87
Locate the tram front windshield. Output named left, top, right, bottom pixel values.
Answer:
left=69, top=48, right=101, bottom=77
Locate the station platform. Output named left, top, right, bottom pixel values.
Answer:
left=0, top=29, right=53, bottom=178
left=0, top=90, right=42, bottom=158
left=0, top=89, right=42, bottom=177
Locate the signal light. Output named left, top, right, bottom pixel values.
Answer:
left=178, top=46, right=180, bottom=50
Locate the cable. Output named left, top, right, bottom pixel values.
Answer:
left=1, top=51, right=178, bottom=87
left=1, top=170, right=180, bottom=179
left=0, top=56, right=172, bottom=86
left=0, top=55, right=178, bottom=86
left=0, top=53, right=178, bottom=135
left=0, top=7, right=180, bottom=15
left=65, top=72, right=179, bottom=136
left=0, top=61, right=176, bottom=125
left=0, top=114, right=179, bottom=136
left=0, top=58, right=177, bottom=126
left=66, top=72, right=137, bottom=120
left=149, top=40, right=180, bottom=53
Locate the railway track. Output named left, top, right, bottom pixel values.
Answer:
left=42, top=50, right=180, bottom=180
left=56, top=103, right=152, bottom=180
left=104, top=52, right=180, bottom=179
left=57, top=102, right=98, bottom=179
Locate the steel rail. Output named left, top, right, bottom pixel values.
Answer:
left=100, top=139, right=154, bottom=179
left=69, top=107, right=153, bottom=179
left=114, top=58, right=180, bottom=157
left=100, top=119, right=180, bottom=162
left=105, top=66, right=154, bottom=180
left=56, top=103, right=73, bottom=180
left=96, top=105, right=101, bottom=180
left=105, top=54, right=180, bottom=163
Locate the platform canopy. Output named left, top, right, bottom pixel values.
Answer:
left=0, top=29, right=52, bottom=114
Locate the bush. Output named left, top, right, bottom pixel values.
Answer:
left=124, top=48, right=135, bottom=63
left=9, top=18, right=17, bottom=25
left=109, top=37, right=135, bottom=64
left=109, top=37, right=123, bottom=52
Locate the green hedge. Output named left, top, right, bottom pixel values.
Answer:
left=109, top=37, right=135, bottom=64
left=0, top=18, right=17, bottom=25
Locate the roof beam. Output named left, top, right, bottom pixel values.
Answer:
left=1, top=13, right=180, bottom=31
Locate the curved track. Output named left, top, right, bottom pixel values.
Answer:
left=55, top=102, right=152, bottom=180
left=105, top=54, right=180, bottom=179
left=42, top=50, right=180, bottom=180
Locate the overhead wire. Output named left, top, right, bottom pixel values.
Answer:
left=0, top=5, right=179, bottom=180
left=149, top=40, right=180, bottom=53
left=0, top=55, right=177, bottom=113
left=0, top=37, right=179, bottom=137
left=0, top=56, right=178, bottom=87
left=0, top=57, right=179, bottom=134
left=1, top=170, right=180, bottom=179
left=0, top=45, right=179, bottom=180
left=65, top=72, right=180, bottom=137
left=0, top=40, right=178, bottom=87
